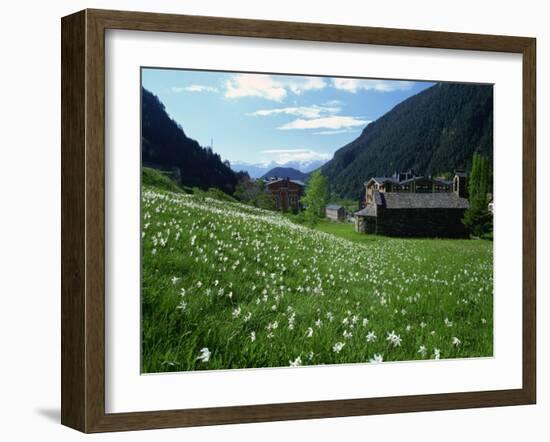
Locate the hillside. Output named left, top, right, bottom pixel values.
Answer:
left=260, top=167, right=309, bottom=181
left=141, top=182, right=493, bottom=372
left=321, top=83, right=493, bottom=199
left=141, top=87, right=238, bottom=194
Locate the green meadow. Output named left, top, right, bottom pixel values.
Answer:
left=141, top=180, right=493, bottom=373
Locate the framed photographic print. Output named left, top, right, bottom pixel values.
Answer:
left=61, top=9, right=536, bottom=433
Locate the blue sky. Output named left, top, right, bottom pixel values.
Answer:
left=142, top=68, right=434, bottom=167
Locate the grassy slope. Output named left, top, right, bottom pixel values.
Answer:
left=142, top=185, right=493, bottom=373
left=314, top=219, right=384, bottom=244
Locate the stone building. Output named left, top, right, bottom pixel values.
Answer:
left=325, top=204, right=346, bottom=221
left=355, top=172, right=469, bottom=237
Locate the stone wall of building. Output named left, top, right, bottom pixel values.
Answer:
left=326, top=208, right=345, bottom=221
left=375, top=207, right=469, bottom=238
left=355, top=216, right=366, bottom=233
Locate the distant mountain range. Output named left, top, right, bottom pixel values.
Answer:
left=231, top=159, right=326, bottom=179
left=260, top=167, right=309, bottom=181
left=321, top=83, right=493, bottom=199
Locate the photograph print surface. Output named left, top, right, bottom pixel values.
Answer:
left=140, top=68, right=494, bottom=373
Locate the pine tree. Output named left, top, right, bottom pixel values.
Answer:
left=463, top=153, right=493, bottom=237
left=301, top=170, right=329, bottom=225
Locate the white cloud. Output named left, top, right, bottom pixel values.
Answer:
left=284, top=77, right=327, bottom=95
left=332, top=78, right=415, bottom=93
left=323, top=99, right=343, bottom=106
left=172, top=85, right=219, bottom=93
left=278, top=116, right=370, bottom=130
left=313, top=129, right=360, bottom=135
left=225, top=74, right=286, bottom=101
left=247, top=105, right=340, bottom=119
left=224, top=74, right=326, bottom=101
left=261, top=148, right=332, bottom=164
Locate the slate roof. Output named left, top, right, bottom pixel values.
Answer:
left=354, top=204, right=377, bottom=217
left=365, top=176, right=400, bottom=186
left=392, top=176, right=419, bottom=185
left=326, top=204, right=344, bottom=210
left=376, top=191, right=469, bottom=209
left=265, top=179, right=305, bottom=187
left=366, top=175, right=454, bottom=187
left=392, top=176, right=452, bottom=186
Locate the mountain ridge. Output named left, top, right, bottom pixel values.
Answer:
left=232, top=159, right=326, bottom=179
left=321, top=83, right=493, bottom=199
left=260, top=167, right=309, bottom=181
left=141, top=87, right=238, bottom=193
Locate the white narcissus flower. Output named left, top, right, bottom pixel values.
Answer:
left=452, top=337, right=462, bottom=346
left=197, top=347, right=210, bottom=363
left=332, top=342, right=345, bottom=353
left=306, top=327, right=313, bottom=338
left=386, top=330, right=402, bottom=347
left=366, top=331, right=377, bottom=342
left=369, top=354, right=383, bottom=363
left=418, top=345, right=427, bottom=357
left=289, top=356, right=302, bottom=367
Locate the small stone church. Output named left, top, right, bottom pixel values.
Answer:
left=354, top=171, right=469, bottom=238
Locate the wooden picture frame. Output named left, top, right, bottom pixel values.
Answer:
left=61, top=8, right=536, bottom=433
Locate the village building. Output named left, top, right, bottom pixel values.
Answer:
left=265, top=178, right=305, bottom=212
left=363, top=169, right=461, bottom=205
left=355, top=172, right=469, bottom=237
left=325, top=204, right=346, bottom=221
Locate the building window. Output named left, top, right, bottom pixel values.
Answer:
left=274, top=195, right=279, bottom=209
left=289, top=196, right=298, bottom=207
